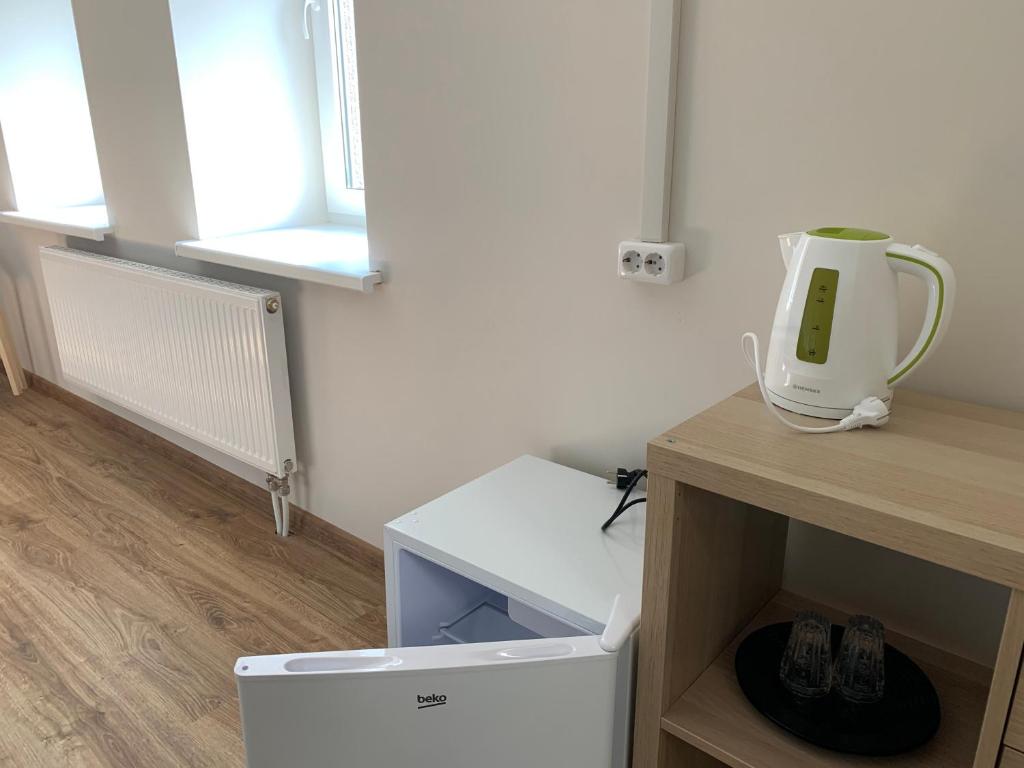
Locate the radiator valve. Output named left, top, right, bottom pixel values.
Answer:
left=265, top=474, right=290, bottom=497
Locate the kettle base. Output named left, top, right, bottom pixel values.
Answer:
left=766, top=388, right=892, bottom=421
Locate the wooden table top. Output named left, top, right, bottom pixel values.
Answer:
left=649, top=385, right=1024, bottom=589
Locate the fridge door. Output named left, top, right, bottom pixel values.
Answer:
left=237, top=634, right=621, bottom=768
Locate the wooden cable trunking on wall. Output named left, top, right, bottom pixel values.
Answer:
left=632, top=385, right=1024, bottom=768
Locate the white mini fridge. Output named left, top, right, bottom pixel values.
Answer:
left=236, top=455, right=646, bottom=768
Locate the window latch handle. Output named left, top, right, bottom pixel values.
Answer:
left=303, top=0, right=321, bottom=40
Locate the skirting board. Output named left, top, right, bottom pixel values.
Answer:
left=21, top=371, right=383, bottom=574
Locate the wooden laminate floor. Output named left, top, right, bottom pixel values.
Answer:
left=0, top=383, right=387, bottom=767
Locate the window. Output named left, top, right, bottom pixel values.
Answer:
left=170, top=0, right=380, bottom=291
left=308, top=0, right=365, bottom=225
left=0, top=0, right=110, bottom=240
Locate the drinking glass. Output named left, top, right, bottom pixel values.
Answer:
left=779, top=611, right=833, bottom=698
left=835, top=615, right=886, bottom=704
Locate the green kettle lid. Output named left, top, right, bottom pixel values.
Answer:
left=807, top=226, right=890, bottom=241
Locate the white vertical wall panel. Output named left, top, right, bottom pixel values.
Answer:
left=39, top=246, right=296, bottom=476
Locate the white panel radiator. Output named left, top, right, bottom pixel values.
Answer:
left=40, top=246, right=297, bottom=535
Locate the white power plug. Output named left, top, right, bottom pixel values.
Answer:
left=618, top=241, right=685, bottom=284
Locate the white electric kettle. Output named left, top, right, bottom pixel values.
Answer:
left=742, top=227, right=955, bottom=433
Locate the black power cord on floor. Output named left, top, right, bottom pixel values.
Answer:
left=601, top=468, right=647, bottom=531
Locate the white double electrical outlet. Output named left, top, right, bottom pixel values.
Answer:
left=618, top=241, right=685, bottom=284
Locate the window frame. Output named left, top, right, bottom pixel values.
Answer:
left=308, top=0, right=365, bottom=226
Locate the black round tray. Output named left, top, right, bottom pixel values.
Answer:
left=734, top=622, right=941, bottom=756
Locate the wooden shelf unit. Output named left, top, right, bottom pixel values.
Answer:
left=633, top=386, right=1024, bottom=768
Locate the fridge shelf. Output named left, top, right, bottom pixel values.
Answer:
left=438, top=600, right=542, bottom=645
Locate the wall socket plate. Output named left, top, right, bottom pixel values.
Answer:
left=618, top=241, right=686, bottom=284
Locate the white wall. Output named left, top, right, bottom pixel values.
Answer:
left=670, top=0, right=1024, bottom=410
left=0, top=0, right=1020, bottom=665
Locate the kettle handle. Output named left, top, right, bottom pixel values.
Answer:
left=885, top=244, right=956, bottom=387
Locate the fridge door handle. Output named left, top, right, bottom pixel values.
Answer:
left=599, top=593, right=640, bottom=652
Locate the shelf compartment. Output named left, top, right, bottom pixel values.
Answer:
left=438, top=600, right=541, bottom=645
left=661, top=592, right=991, bottom=768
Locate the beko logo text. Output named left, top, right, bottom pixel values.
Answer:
left=417, top=694, right=447, bottom=709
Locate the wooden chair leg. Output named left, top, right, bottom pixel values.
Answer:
left=0, top=306, right=27, bottom=396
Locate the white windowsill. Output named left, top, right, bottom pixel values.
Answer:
left=175, top=224, right=381, bottom=293
left=0, top=204, right=112, bottom=241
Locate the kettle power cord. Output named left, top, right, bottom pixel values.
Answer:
left=741, top=332, right=890, bottom=433
left=603, top=332, right=889, bottom=534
